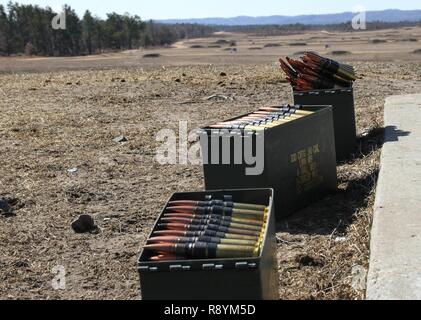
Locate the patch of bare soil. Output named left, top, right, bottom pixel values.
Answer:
left=0, top=62, right=420, bottom=299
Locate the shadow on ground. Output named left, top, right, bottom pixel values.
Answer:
left=383, top=125, right=411, bottom=142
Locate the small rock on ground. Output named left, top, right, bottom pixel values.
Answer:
left=71, top=214, right=98, bottom=233
left=0, top=198, right=13, bottom=216
left=113, top=136, right=128, bottom=143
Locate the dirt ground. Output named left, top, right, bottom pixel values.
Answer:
left=1, top=28, right=421, bottom=300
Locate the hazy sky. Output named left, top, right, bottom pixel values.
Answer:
left=2, top=0, right=421, bottom=19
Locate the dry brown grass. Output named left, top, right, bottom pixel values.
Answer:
left=0, top=51, right=421, bottom=300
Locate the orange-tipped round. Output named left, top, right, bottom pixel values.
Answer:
left=159, top=222, right=261, bottom=236
left=153, top=230, right=186, bottom=236
left=166, top=206, right=196, bottom=213
left=144, top=243, right=176, bottom=253
left=159, top=223, right=190, bottom=230
left=164, top=213, right=195, bottom=218
left=148, top=236, right=180, bottom=243
left=161, top=217, right=192, bottom=224
left=149, top=254, right=180, bottom=261
left=169, top=200, right=197, bottom=206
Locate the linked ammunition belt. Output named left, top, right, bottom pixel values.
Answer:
left=207, top=105, right=313, bottom=131
left=280, top=51, right=357, bottom=91
left=144, top=195, right=269, bottom=261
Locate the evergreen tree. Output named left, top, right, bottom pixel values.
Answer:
left=0, top=4, right=9, bottom=55
left=82, top=10, right=95, bottom=54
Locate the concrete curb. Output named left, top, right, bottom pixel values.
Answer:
left=366, top=94, right=421, bottom=300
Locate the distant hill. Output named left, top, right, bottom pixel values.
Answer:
left=159, top=9, right=421, bottom=26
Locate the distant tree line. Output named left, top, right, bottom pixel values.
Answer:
left=224, top=21, right=421, bottom=36
left=141, top=21, right=214, bottom=47
left=0, top=2, right=214, bottom=56
left=2, top=2, right=420, bottom=56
